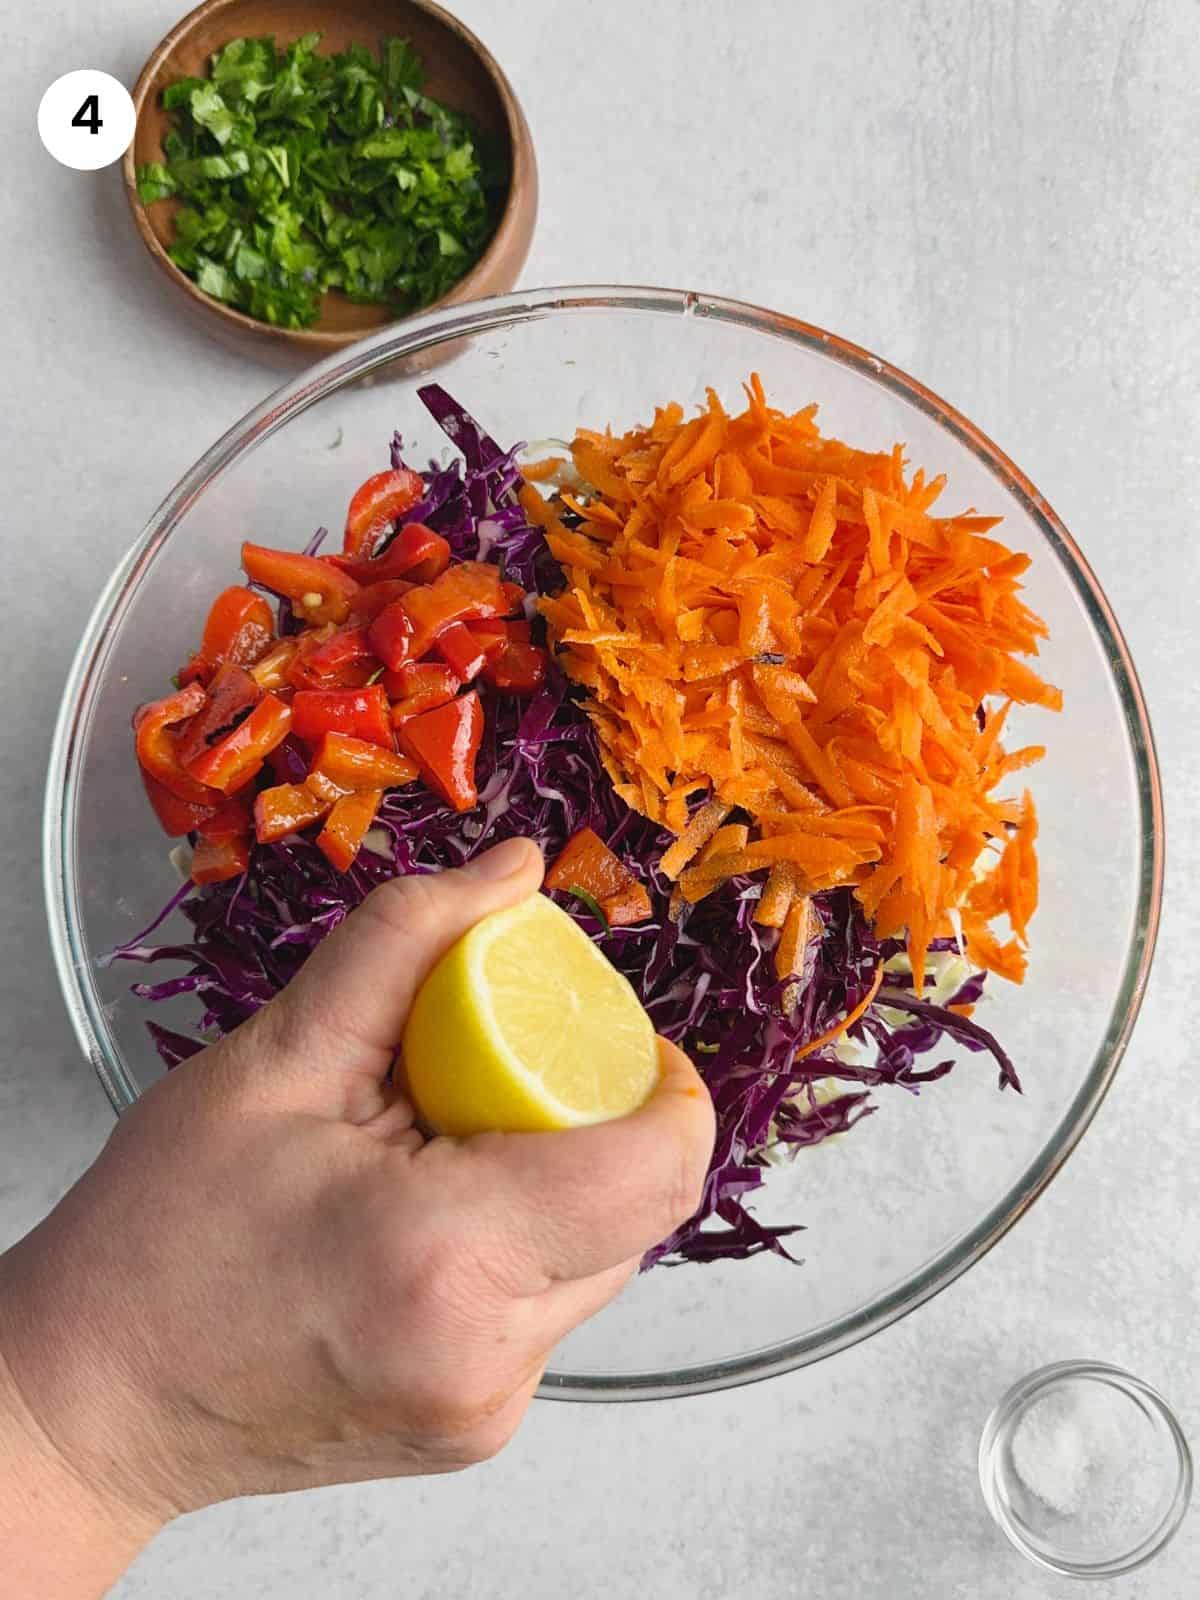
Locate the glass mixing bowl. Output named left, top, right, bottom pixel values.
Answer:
left=44, top=287, right=1163, bottom=1400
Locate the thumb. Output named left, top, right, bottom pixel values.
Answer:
left=248, top=837, right=544, bottom=1104
left=453, top=1037, right=716, bottom=1286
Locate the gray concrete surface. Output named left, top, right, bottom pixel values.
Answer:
left=2, top=1, right=1198, bottom=1595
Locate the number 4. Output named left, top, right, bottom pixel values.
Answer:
left=71, top=94, right=103, bottom=135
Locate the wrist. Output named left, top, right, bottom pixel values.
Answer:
left=0, top=1231, right=167, bottom=1594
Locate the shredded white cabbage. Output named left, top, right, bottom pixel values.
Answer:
left=519, top=438, right=586, bottom=494
left=766, top=946, right=981, bottom=1160
left=879, top=945, right=973, bottom=1017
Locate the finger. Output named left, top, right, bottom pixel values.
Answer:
left=247, top=838, right=544, bottom=1112
left=442, top=1037, right=715, bottom=1285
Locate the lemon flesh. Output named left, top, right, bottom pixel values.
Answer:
left=402, top=893, right=659, bottom=1136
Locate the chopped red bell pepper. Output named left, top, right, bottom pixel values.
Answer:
left=545, top=827, right=631, bottom=901
left=241, top=542, right=360, bottom=625
left=461, top=619, right=508, bottom=661
left=329, top=522, right=451, bottom=586
left=305, top=769, right=348, bottom=804
left=284, top=626, right=334, bottom=689
left=481, top=639, right=548, bottom=695
left=470, top=617, right=530, bottom=648
left=343, top=468, right=424, bottom=559
left=435, top=621, right=489, bottom=682
left=469, top=618, right=505, bottom=639
left=401, top=561, right=505, bottom=657
left=254, top=783, right=333, bottom=844
left=186, top=693, right=292, bottom=794
left=282, top=627, right=377, bottom=692
left=500, top=581, right=528, bottom=615
left=323, top=665, right=377, bottom=691
left=140, top=771, right=217, bottom=837
left=299, top=624, right=377, bottom=685
left=317, top=788, right=384, bottom=872
left=545, top=826, right=652, bottom=926
left=134, top=682, right=218, bottom=805
left=347, top=578, right=415, bottom=622
left=195, top=792, right=253, bottom=842
left=393, top=524, right=452, bottom=584
left=179, top=587, right=275, bottom=686
left=176, top=663, right=261, bottom=772
left=291, top=685, right=393, bottom=749
left=307, top=732, right=419, bottom=793
left=396, top=691, right=483, bottom=813
left=596, top=880, right=654, bottom=926
left=366, top=600, right=416, bottom=672
left=250, top=639, right=300, bottom=691
left=190, top=833, right=251, bottom=885
left=385, top=662, right=461, bottom=722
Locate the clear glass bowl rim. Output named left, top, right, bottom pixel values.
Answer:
left=978, top=1359, right=1193, bottom=1577
left=42, top=285, right=1165, bottom=1402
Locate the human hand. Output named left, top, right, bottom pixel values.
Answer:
left=0, top=838, right=713, bottom=1564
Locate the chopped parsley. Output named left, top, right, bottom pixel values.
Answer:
left=137, top=33, right=507, bottom=329
left=565, top=885, right=612, bottom=936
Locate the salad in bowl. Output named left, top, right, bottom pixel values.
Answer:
left=113, top=375, right=1058, bottom=1269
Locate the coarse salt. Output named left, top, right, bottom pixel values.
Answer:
left=1010, top=1380, right=1164, bottom=1537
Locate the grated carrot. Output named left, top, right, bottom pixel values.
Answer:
left=538, top=378, right=1057, bottom=993
left=796, top=965, right=885, bottom=1058
left=755, top=861, right=796, bottom=929
left=775, top=893, right=815, bottom=980
left=700, top=822, right=751, bottom=863
left=658, top=798, right=730, bottom=879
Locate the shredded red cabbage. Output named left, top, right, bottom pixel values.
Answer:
left=112, top=386, right=1020, bottom=1268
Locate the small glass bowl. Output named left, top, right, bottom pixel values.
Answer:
left=979, top=1360, right=1192, bottom=1578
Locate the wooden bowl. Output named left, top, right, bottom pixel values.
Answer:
left=123, top=0, right=537, bottom=365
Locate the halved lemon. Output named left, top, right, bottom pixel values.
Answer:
left=402, top=893, right=659, bottom=1135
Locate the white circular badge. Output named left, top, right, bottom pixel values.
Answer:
left=38, top=70, right=136, bottom=171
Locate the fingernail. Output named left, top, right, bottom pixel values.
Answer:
left=462, top=837, right=540, bottom=882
